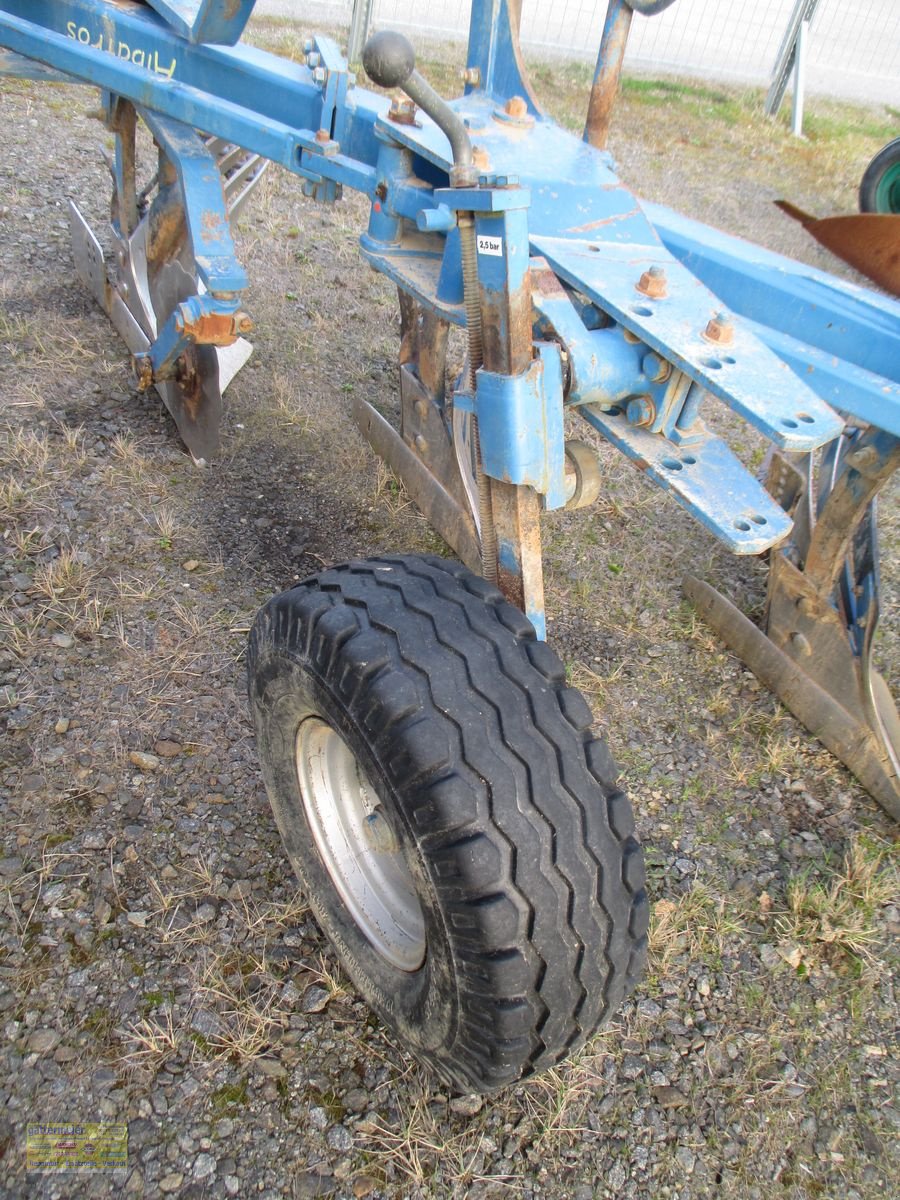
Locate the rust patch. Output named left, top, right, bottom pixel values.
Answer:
left=565, top=208, right=640, bottom=235
left=201, top=209, right=228, bottom=243
left=176, top=309, right=247, bottom=346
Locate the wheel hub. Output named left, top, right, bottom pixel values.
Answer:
left=294, top=718, right=426, bottom=971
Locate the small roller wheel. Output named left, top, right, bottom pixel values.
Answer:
left=248, top=555, right=647, bottom=1093
left=859, top=137, right=900, bottom=214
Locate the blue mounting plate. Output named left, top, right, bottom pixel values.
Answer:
left=580, top=405, right=793, bottom=554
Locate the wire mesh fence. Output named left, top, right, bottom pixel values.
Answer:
left=287, top=0, right=900, bottom=105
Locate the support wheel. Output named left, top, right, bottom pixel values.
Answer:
left=859, top=137, right=900, bottom=214
left=248, top=555, right=648, bottom=1093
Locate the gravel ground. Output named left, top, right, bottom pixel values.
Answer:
left=1, top=23, right=898, bottom=1200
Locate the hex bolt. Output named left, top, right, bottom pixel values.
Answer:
left=414, top=434, right=429, bottom=454
left=234, top=312, right=254, bottom=334
left=312, top=66, right=327, bottom=85
left=315, top=128, right=330, bottom=144
left=641, top=351, right=671, bottom=383
left=303, top=38, right=314, bottom=53
left=505, top=95, right=528, bottom=119
left=703, top=311, right=735, bottom=345
left=626, top=395, right=656, bottom=427
left=414, top=398, right=429, bottom=419
left=460, top=66, right=481, bottom=86
left=636, top=265, right=667, bottom=299
left=306, top=51, right=321, bottom=69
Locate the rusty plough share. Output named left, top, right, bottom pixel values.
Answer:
left=2, top=0, right=897, bottom=1091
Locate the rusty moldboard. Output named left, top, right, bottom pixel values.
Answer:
left=683, top=574, right=900, bottom=820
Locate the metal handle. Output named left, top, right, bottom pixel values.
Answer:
left=362, top=31, right=475, bottom=184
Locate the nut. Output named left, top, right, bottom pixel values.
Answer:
left=636, top=265, right=667, bottom=299
left=702, top=311, right=734, bottom=345
left=460, top=67, right=481, bottom=86
left=388, top=97, right=417, bottom=125
left=505, top=96, right=528, bottom=119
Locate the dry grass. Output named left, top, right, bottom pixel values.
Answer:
left=773, top=835, right=898, bottom=975
left=649, top=884, right=745, bottom=979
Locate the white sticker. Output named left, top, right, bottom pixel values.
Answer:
left=477, top=234, right=503, bottom=257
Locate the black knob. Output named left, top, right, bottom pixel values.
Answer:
left=362, top=30, right=416, bottom=90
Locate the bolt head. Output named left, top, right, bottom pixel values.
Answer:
left=460, top=66, right=481, bottom=86
left=505, top=95, right=528, bottom=118
left=312, top=66, right=327, bottom=84
left=388, top=97, right=417, bottom=125
left=626, top=395, right=656, bottom=427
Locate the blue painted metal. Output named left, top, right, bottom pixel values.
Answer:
left=581, top=403, right=793, bottom=554
left=644, top=201, right=900, bottom=433
left=471, top=347, right=567, bottom=509
left=142, top=0, right=257, bottom=47
left=465, top=0, right=541, bottom=114
left=140, top=109, right=247, bottom=293
left=3, top=0, right=900, bottom=638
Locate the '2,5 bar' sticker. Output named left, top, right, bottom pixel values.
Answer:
left=477, top=235, right=503, bottom=256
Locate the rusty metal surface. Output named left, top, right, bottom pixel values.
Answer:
left=775, top=201, right=900, bottom=296
left=583, top=1, right=633, bottom=152
left=174, top=305, right=250, bottom=345
left=684, top=575, right=900, bottom=820
left=353, top=397, right=481, bottom=573
left=399, top=363, right=474, bottom=521
left=802, top=431, right=900, bottom=592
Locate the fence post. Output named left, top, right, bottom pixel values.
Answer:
left=791, top=18, right=809, bottom=137
left=348, top=0, right=375, bottom=66
left=765, top=0, right=821, bottom=127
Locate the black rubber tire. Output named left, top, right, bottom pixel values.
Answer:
left=859, top=136, right=900, bottom=214
left=248, top=555, right=647, bottom=1093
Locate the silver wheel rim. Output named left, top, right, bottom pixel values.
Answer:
left=295, top=717, right=426, bottom=972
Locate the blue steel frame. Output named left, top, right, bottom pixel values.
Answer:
left=1, top=0, right=899, bottom=637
